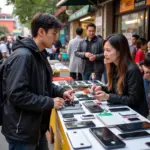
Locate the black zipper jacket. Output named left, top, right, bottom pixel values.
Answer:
left=107, top=61, right=149, bottom=117
left=2, top=37, right=65, bottom=144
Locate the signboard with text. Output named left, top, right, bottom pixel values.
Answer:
left=120, top=0, right=134, bottom=13
left=134, top=0, right=146, bottom=8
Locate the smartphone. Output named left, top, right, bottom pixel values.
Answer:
left=65, top=121, right=96, bottom=129
left=90, top=127, right=126, bottom=149
left=62, top=113, right=74, bottom=118
left=119, top=111, right=137, bottom=116
left=128, top=118, right=140, bottom=121
left=107, top=103, right=125, bottom=107
left=145, top=142, right=150, bottom=147
left=116, top=121, right=150, bottom=132
left=109, top=107, right=130, bottom=112
left=83, top=101, right=104, bottom=113
left=63, top=118, right=77, bottom=122
left=81, top=114, right=95, bottom=120
left=67, top=130, right=92, bottom=149
left=118, top=131, right=150, bottom=140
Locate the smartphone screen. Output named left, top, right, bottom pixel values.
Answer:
left=63, top=118, right=77, bottom=122
left=119, top=131, right=150, bottom=140
left=62, top=113, right=74, bottom=118
left=65, top=121, right=95, bottom=129
left=90, top=127, right=126, bottom=149
left=83, top=102, right=104, bottom=113
left=145, top=142, right=150, bottom=147
left=109, top=107, right=130, bottom=112
left=128, top=118, right=140, bottom=121
left=82, top=114, right=94, bottom=117
left=116, top=121, right=150, bottom=132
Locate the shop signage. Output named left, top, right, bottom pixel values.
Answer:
left=134, top=0, right=146, bottom=8
left=120, top=0, right=134, bottom=13
left=96, top=16, right=102, bottom=26
left=69, top=5, right=90, bottom=22
left=147, top=0, right=150, bottom=5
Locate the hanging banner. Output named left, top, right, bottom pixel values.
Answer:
left=120, top=0, right=134, bottom=13
left=147, top=0, right=150, bottom=5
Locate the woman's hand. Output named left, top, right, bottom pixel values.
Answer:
left=91, top=85, right=109, bottom=101
left=91, top=85, right=101, bottom=93
left=94, top=90, right=110, bottom=101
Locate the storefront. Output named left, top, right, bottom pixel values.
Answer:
left=68, top=5, right=96, bottom=39
left=116, top=0, right=150, bottom=44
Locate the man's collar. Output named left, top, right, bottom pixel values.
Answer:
left=85, top=35, right=97, bottom=42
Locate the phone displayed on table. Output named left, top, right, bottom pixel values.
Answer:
left=63, top=118, right=77, bottom=122
left=107, top=103, right=125, bottom=107
left=81, top=114, right=95, bottom=120
left=83, top=101, right=104, bottom=113
left=118, top=131, right=150, bottom=140
left=109, top=107, right=130, bottom=112
left=119, top=111, right=137, bottom=116
left=128, top=118, right=140, bottom=121
left=67, top=130, right=92, bottom=149
left=116, top=121, right=150, bottom=132
left=145, top=142, right=150, bottom=147
left=65, top=121, right=95, bottom=129
left=89, top=127, right=126, bottom=149
left=62, top=113, right=74, bottom=118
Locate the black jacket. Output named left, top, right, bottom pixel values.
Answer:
left=107, top=61, right=149, bottom=117
left=75, top=36, right=104, bottom=73
left=2, top=37, right=65, bottom=144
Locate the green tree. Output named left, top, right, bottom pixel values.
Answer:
left=7, top=0, right=83, bottom=24
left=7, top=0, right=58, bottom=24
left=0, top=25, right=9, bottom=36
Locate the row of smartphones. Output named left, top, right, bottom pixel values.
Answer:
left=63, top=118, right=150, bottom=132
left=67, top=126, right=150, bottom=149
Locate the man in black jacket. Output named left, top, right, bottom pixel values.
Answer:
left=2, top=13, right=74, bottom=150
left=75, top=23, right=104, bottom=80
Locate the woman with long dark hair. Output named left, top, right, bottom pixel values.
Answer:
left=92, top=34, right=149, bottom=117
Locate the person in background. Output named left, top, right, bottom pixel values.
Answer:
left=54, top=39, right=62, bottom=60
left=0, top=35, right=9, bottom=60
left=135, top=38, right=147, bottom=67
left=2, top=13, right=74, bottom=150
left=140, top=52, right=150, bottom=105
left=91, top=34, right=148, bottom=117
left=147, top=41, right=150, bottom=53
left=45, top=44, right=56, bottom=60
left=67, top=27, right=83, bottom=80
left=75, top=23, right=104, bottom=80
left=130, top=34, right=139, bottom=59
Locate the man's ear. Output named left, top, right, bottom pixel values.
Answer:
left=38, top=28, right=45, bottom=37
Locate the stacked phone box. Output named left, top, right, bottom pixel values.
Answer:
left=54, top=80, right=150, bottom=150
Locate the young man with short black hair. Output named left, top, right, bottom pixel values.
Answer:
left=75, top=23, right=104, bottom=80
left=2, top=13, right=74, bottom=150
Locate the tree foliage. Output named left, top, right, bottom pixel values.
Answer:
left=7, top=0, right=83, bottom=25
left=7, top=0, right=58, bottom=24
left=0, top=25, right=9, bottom=36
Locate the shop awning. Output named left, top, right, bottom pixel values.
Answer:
left=56, top=0, right=98, bottom=7
left=68, top=5, right=96, bottom=22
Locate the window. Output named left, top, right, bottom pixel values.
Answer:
left=119, top=11, right=146, bottom=44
